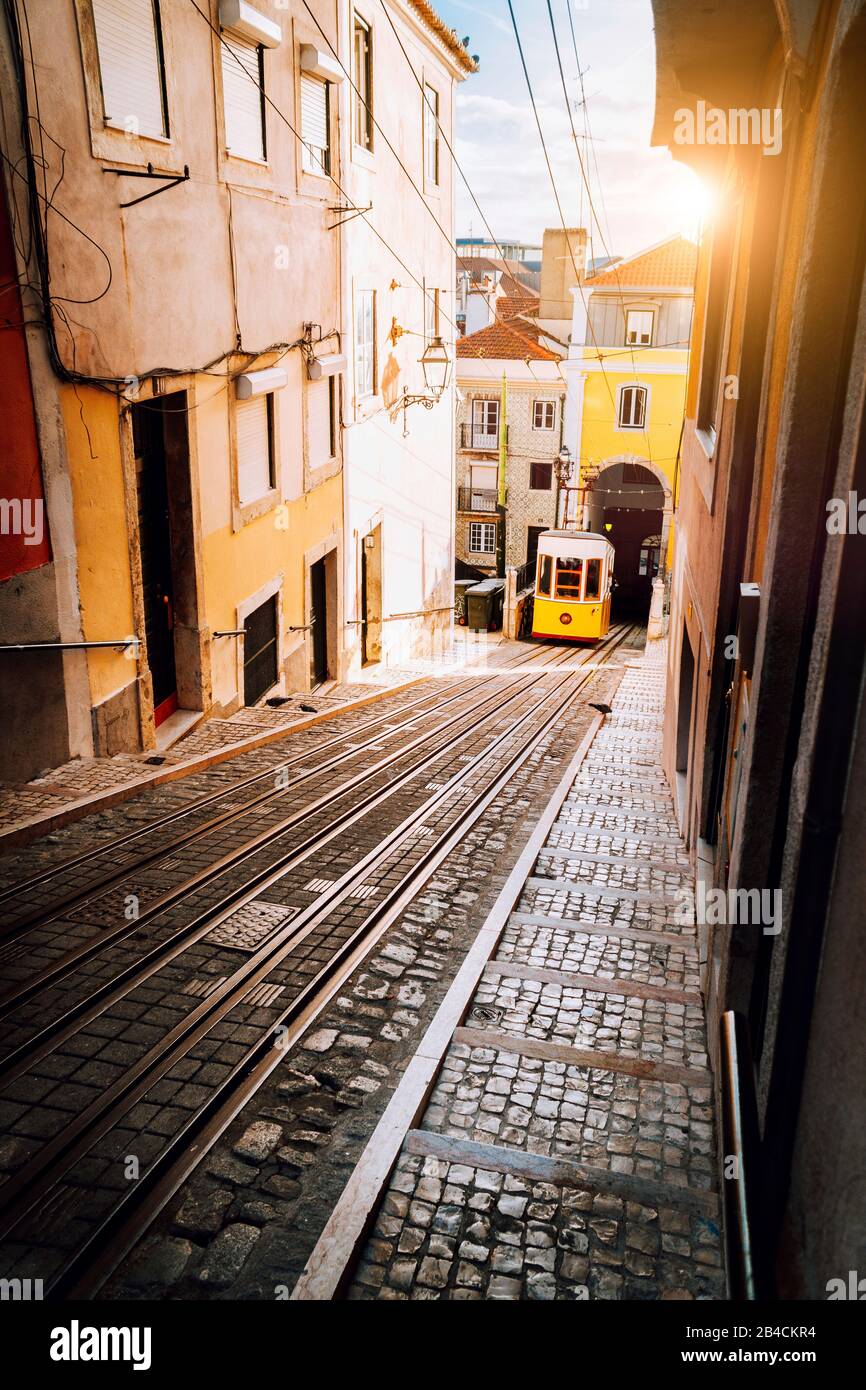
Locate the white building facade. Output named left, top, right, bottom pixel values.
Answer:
left=338, top=1, right=474, bottom=672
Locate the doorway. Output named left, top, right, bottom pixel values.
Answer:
left=526, top=525, right=546, bottom=566
left=676, top=623, right=696, bottom=827
left=131, top=393, right=202, bottom=730
left=311, top=557, right=328, bottom=686
left=361, top=525, right=382, bottom=666
left=243, top=594, right=278, bottom=704
left=133, top=402, right=178, bottom=726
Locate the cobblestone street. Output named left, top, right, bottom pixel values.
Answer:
left=335, top=645, right=724, bottom=1300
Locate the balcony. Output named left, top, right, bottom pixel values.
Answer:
left=460, top=423, right=507, bottom=451
left=458, top=487, right=499, bottom=514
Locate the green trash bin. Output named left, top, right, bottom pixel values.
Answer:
left=454, top=580, right=476, bottom=625
left=465, top=578, right=505, bottom=632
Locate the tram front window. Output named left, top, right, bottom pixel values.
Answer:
left=538, top=554, right=553, bottom=596
left=584, top=558, right=601, bottom=600
left=555, top=558, right=583, bottom=599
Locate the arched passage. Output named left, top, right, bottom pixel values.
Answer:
left=585, top=459, right=671, bottom=620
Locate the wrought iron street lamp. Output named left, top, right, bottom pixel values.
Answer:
left=398, top=335, right=453, bottom=434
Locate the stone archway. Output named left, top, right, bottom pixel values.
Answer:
left=583, top=458, right=672, bottom=621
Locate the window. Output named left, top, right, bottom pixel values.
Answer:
left=618, top=385, right=647, bottom=430
left=353, top=15, right=373, bottom=150
left=555, top=557, right=583, bottom=599
left=625, top=309, right=654, bottom=346
left=639, top=536, right=661, bottom=577
left=533, top=400, right=556, bottom=431
left=469, top=522, right=496, bottom=554
left=423, top=82, right=439, bottom=185
left=355, top=289, right=376, bottom=398
left=222, top=31, right=266, bottom=161
left=243, top=594, right=278, bottom=704
left=328, top=375, right=338, bottom=457
left=424, top=285, right=440, bottom=342
left=470, top=399, right=499, bottom=448
left=300, top=75, right=329, bottom=175
left=236, top=394, right=275, bottom=505
left=91, top=0, right=168, bottom=138
left=529, top=461, right=553, bottom=491
left=537, top=553, right=553, bottom=597
left=584, top=557, right=601, bottom=600
left=470, top=464, right=497, bottom=490
left=697, top=208, right=735, bottom=438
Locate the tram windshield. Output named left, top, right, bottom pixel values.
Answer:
left=584, top=558, right=602, bottom=600
left=555, top=558, right=583, bottom=599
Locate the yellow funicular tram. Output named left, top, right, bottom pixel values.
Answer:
left=531, top=530, right=615, bottom=643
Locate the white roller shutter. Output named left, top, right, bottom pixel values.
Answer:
left=91, top=0, right=167, bottom=138
left=221, top=32, right=265, bottom=160
left=236, top=395, right=272, bottom=504
left=300, top=75, right=328, bottom=174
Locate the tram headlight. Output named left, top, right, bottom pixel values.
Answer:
left=560, top=613, right=572, bottom=626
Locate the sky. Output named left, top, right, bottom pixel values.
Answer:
left=434, top=0, right=704, bottom=260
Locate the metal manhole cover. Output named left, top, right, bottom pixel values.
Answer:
left=468, top=1004, right=504, bottom=1026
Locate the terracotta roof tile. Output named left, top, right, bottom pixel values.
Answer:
left=586, top=236, right=697, bottom=289
left=498, top=293, right=540, bottom=320
left=407, top=2, right=478, bottom=73
left=457, top=317, right=560, bottom=362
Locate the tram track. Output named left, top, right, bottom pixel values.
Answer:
left=0, top=639, right=615, bottom=1038
left=0, top=626, right=635, bottom=1298
left=0, top=637, right=574, bottom=937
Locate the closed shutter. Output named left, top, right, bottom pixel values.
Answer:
left=91, top=0, right=167, bottom=137
left=300, top=75, right=329, bottom=174
left=221, top=32, right=265, bottom=160
left=236, top=395, right=272, bottom=504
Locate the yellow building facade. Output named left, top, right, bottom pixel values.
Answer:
left=563, top=237, right=696, bottom=619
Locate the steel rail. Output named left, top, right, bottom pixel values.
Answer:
left=0, top=638, right=622, bottom=1062
left=0, top=633, right=577, bottom=916
left=0, top=640, right=592, bottom=959
left=6, top=625, right=636, bottom=1295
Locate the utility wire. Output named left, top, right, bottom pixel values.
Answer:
left=545, top=0, right=654, bottom=468
left=506, top=0, right=616, bottom=417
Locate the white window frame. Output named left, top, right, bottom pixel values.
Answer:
left=355, top=288, right=377, bottom=400
left=617, top=384, right=649, bottom=431
left=469, top=521, right=496, bottom=555
left=470, top=398, right=500, bottom=450
left=532, top=400, right=556, bottom=431
left=235, top=392, right=276, bottom=509
left=91, top=0, right=169, bottom=139
left=423, top=81, right=440, bottom=187
left=353, top=12, right=373, bottom=152
left=300, top=73, right=330, bottom=176
left=625, top=309, right=654, bottom=347
left=221, top=28, right=267, bottom=162
left=424, top=284, right=440, bottom=343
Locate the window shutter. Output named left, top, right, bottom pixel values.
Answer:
left=222, top=33, right=264, bottom=159
left=92, top=0, right=167, bottom=137
left=300, top=75, right=328, bottom=173
left=236, top=396, right=272, bottom=504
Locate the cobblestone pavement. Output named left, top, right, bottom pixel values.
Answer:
left=346, top=644, right=725, bottom=1301
left=89, top=653, right=630, bottom=1299
left=0, top=633, right=633, bottom=1296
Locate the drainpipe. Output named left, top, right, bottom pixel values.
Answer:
left=496, top=371, right=507, bottom=578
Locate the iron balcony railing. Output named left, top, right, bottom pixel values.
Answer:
left=457, top=487, right=499, bottom=513
left=459, top=422, right=508, bottom=451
